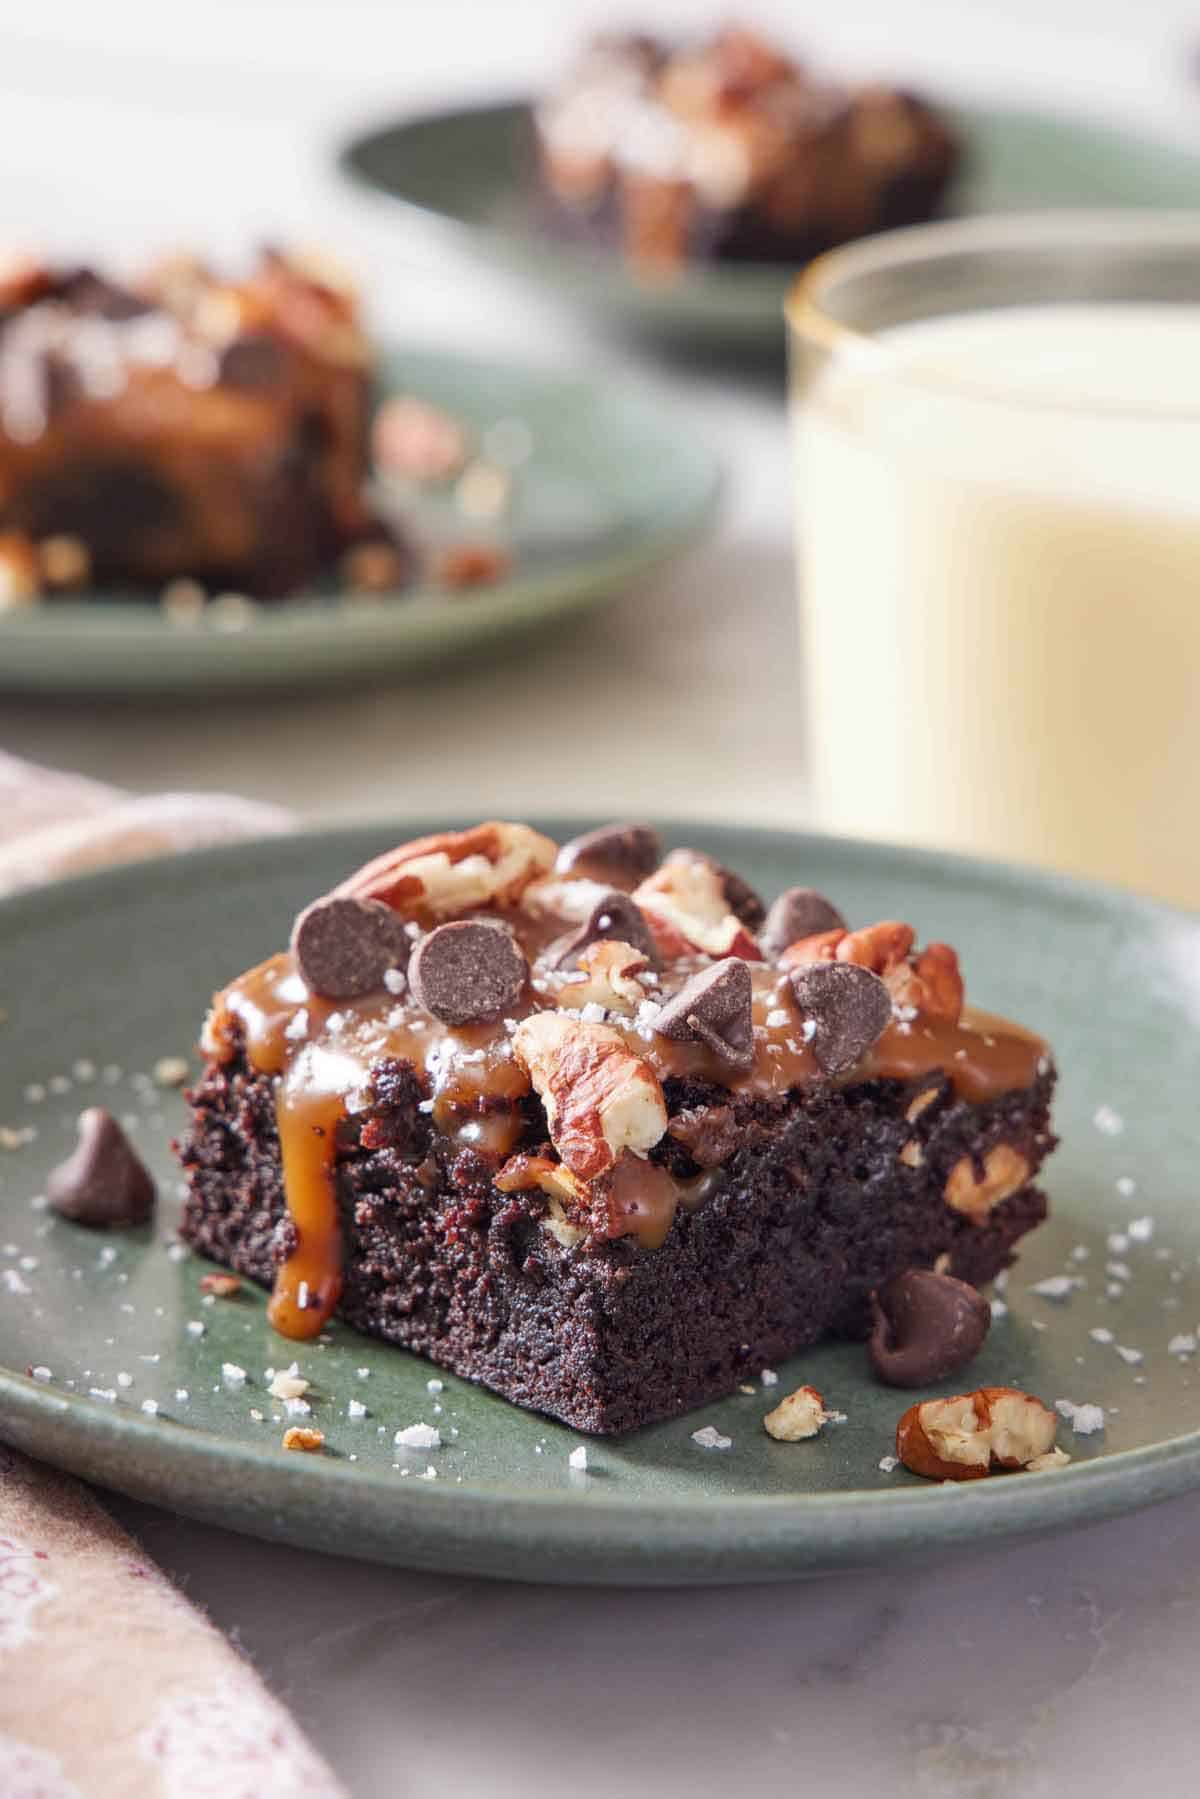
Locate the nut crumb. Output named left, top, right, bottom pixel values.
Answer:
left=764, top=1385, right=833, bottom=1441
left=199, top=1272, right=241, bottom=1299
left=153, top=1055, right=189, bottom=1087
left=282, top=1426, right=324, bottom=1453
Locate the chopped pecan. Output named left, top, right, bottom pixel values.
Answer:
left=887, top=941, right=964, bottom=1023
left=511, top=1012, right=667, bottom=1181
left=557, top=940, right=653, bottom=1015
left=337, top=821, right=556, bottom=917
left=836, top=920, right=915, bottom=975
left=632, top=850, right=762, bottom=961
left=944, top=1145, right=1030, bottom=1223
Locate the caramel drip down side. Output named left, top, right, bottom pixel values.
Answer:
left=212, top=951, right=1049, bottom=1336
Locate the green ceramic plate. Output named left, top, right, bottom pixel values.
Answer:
left=341, top=100, right=1200, bottom=350
left=0, top=350, right=719, bottom=694
left=0, top=821, right=1197, bottom=1586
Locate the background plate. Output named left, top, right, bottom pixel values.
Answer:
left=0, top=821, right=1197, bottom=1585
left=0, top=350, right=719, bottom=694
left=341, top=100, right=1200, bottom=349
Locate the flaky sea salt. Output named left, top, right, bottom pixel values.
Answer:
left=568, top=1446, right=588, bottom=1471
left=140, top=1399, right=159, bottom=1416
left=1055, top=1399, right=1105, bottom=1435
left=383, top=966, right=407, bottom=995
left=347, top=1398, right=368, bottom=1419
left=1168, top=1334, right=1197, bottom=1357
left=30, top=1365, right=51, bottom=1383
left=1116, top=1345, right=1144, bottom=1366
left=1128, top=1216, right=1155, bottom=1243
left=221, top=1363, right=247, bottom=1388
left=691, top=1426, right=732, bottom=1450
left=394, top=1422, right=441, bottom=1450
left=1030, top=1275, right=1079, bottom=1301
left=579, top=1002, right=607, bottom=1025
left=1089, top=1327, right=1115, bottom=1345
left=185, top=1320, right=205, bottom=1338
left=1093, top=1105, right=1124, bottom=1136
left=878, top=1455, right=898, bottom=1473
left=426, top=1378, right=443, bottom=1394
left=760, top=1369, right=779, bottom=1387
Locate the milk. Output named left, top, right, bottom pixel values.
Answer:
left=795, top=305, right=1200, bottom=908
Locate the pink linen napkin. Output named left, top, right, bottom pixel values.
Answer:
left=0, top=755, right=345, bottom=1797
left=0, top=751, right=293, bottom=896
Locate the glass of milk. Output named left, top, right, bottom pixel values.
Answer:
left=788, top=213, right=1200, bottom=910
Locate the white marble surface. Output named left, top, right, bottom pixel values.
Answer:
left=5, top=4, right=1200, bottom=1793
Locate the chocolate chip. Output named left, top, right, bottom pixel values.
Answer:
left=47, top=1108, right=155, bottom=1228
left=218, top=333, right=285, bottom=390
left=654, top=958, right=755, bottom=1071
left=291, top=895, right=411, bottom=998
left=868, top=1269, right=991, bottom=1387
left=556, top=822, right=662, bottom=890
left=409, top=919, right=528, bottom=1025
left=550, top=890, right=657, bottom=969
left=762, top=887, right=847, bottom=958
left=788, top=960, right=891, bottom=1075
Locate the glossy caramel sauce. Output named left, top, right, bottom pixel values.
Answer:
left=209, top=922, right=1048, bottom=1340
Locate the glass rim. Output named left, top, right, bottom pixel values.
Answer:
left=786, top=209, right=1200, bottom=420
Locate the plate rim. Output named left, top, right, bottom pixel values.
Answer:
left=338, top=93, right=1200, bottom=300
left=2, top=817, right=1198, bottom=1584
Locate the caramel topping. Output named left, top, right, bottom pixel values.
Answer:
left=210, top=933, right=1049, bottom=1337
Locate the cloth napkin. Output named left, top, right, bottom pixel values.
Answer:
left=0, top=755, right=345, bottom=1797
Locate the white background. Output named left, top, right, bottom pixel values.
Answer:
left=5, top=6, right=1200, bottom=1794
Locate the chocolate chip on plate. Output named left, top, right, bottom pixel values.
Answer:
left=409, top=918, right=528, bottom=1025
left=550, top=890, right=657, bottom=969
left=788, top=960, right=892, bottom=1075
left=291, top=895, right=411, bottom=999
left=47, top=1108, right=156, bottom=1228
left=761, top=887, right=847, bottom=958
left=555, top=822, right=662, bottom=890
left=654, top=957, right=755, bottom=1071
left=868, top=1268, right=991, bottom=1387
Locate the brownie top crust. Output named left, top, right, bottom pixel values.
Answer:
left=534, top=26, right=960, bottom=269
left=0, top=245, right=369, bottom=447
left=198, top=821, right=1052, bottom=1347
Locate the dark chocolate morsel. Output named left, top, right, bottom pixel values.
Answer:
left=653, top=957, right=754, bottom=1071
left=667, top=848, right=765, bottom=929
left=550, top=890, right=657, bottom=969
left=291, top=895, right=411, bottom=999
left=762, top=887, right=847, bottom=958
left=409, top=918, right=528, bottom=1026
left=868, top=1269, right=991, bottom=1387
left=788, top=960, right=892, bottom=1075
left=47, top=1107, right=156, bottom=1228
left=556, top=822, right=662, bottom=890
left=218, top=333, right=286, bottom=390
left=56, top=268, right=150, bottom=321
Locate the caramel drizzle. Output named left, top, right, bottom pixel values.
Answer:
left=214, top=948, right=1048, bottom=1339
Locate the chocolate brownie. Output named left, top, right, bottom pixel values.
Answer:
left=0, top=248, right=402, bottom=598
left=534, top=28, right=960, bottom=274
left=176, top=822, right=1055, bottom=1434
